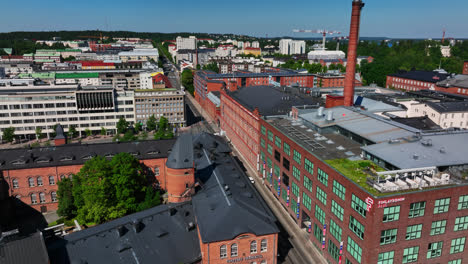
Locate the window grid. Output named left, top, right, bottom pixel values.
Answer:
left=331, top=200, right=344, bottom=221
left=250, top=240, right=257, bottom=254
left=231, top=243, right=238, bottom=257
left=315, top=205, right=326, bottom=225
left=330, top=219, right=342, bottom=241
left=458, top=195, right=468, bottom=210
left=303, top=192, right=312, bottom=211
left=448, top=259, right=462, bottom=264
left=292, top=166, right=301, bottom=181
left=275, top=136, right=281, bottom=148
left=328, top=239, right=340, bottom=262
left=260, top=138, right=266, bottom=148
left=450, top=237, right=466, bottom=254
left=317, top=168, right=328, bottom=186
left=261, top=125, right=266, bottom=135
left=402, top=246, right=419, bottom=263
left=408, top=201, right=426, bottom=218
left=267, top=130, right=273, bottom=141
left=314, top=223, right=323, bottom=242
left=332, top=180, right=346, bottom=200
left=427, top=241, right=443, bottom=259
left=220, top=245, right=227, bottom=258
left=316, top=186, right=327, bottom=205
left=291, top=182, right=299, bottom=197
left=430, top=220, right=447, bottom=236
left=304, top=158, right=314, bottom=175
left=283, top=142, right=290, bottom=156
left=349, top=216, right=365, bottom=240
left=293, top=150, right=301, bottom=165
left=267, top=144, right=273, bottom=155
left=347, top=237, right=362, bottom=264
left=303, top=176, right=312, bottom=192
left=274, top=164, right=280, bottom=178
left=405, top=224, right=422, bottom=240
left=377, top=251, right=394, bottom=264
left=434, top=198, right=450, bottom=214
left=261, top=239, right=267, bottom=252
left=351, top=194, right=367, bottom=218
left=454, top=215, right=468, bottom=231
left=383, top=206, right=400, bottom=222
left=281, top=188, right=287, bottom=203
left=380, top=229, right=397, bottom=245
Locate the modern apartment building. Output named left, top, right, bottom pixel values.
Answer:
left=176, top=36, right=197, bottom=50
left=258, top=106, right=468, bottom=264
left=118, top=48, right=159, bottom=62
left=279, top=39, right=306, bottom=55
left=0, top=79, right=135, bottom=140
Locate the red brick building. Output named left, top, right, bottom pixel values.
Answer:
left=257, top=106, right=468, bottom=264
left=386, top=70, right=450, bottom=92
left=463, top=61, right=468, bottom=75
left=434, top=74, right=468, bottom=96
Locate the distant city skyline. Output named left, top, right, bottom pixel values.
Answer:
left=0, top=0, right=466, bottom=39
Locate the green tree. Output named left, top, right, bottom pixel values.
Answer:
left=35, top=127, right=42, bottom=140
left=202, top=62, right=219, bottom=73
left=57, top=178, right=76, bottom=219
left=154, top=116, right=174, bottom=140
left=51, top=123, right=59, bottom=138
left=2, top=127, right=15, bottom=143
left=85, top=128, right=92, bottom=137
left=146, top=114, right=157, bottom=131
left=116, top=117, right=128, bottom=134
left=122, top=130, right=136, bottom=142
left=134, top=122, right=142, bottom=133
left=181, top=69, right=194, bottom=95
left=100, top=127, right=107, bottom=136
left=68, top=125, right=77, bottom=138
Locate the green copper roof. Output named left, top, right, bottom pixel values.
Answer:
left=56, top=72, right=99, bottom=79
left=17, top=72, right=56, bottom=79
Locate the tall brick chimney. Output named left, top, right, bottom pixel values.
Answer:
left=343, top=0, right=365, bottom=106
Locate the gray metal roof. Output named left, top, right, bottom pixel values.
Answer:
left=362, top=131, right=468, bottom=169
left=191, top=133, right=279, bottom=243
left=166, top=133, right=193, bottom=169
left=47, top=203, right=201, bottom=264
left=207, top=92, right=220, bottom=107
left=0, top=232, right=49, bottom=264
left=426, top=101, right=468, bottom=113
left=0, top=140, right=175, bottom=171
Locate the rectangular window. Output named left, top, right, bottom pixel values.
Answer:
left=260, top=138, right=266, bottom=148
left=315, top=205, right=325, bottom=225
left=317, top=168, right=328, bottom=186
left=331, top=200, right=344, bottom=221
left=303, top=176, right=312, bottom=192
left=267, top=130, right=273, bottom=141
left=275, top=136, right=282, bottom=148
left=351, top=194, right=367, bottom=218
left=313, top=223, right=323, bottom=242
left=267, top=157, right=272, bottom=169
left=273, top=179, right=279, bottom=192
left=267, top=144, right=273, bottom=155
left=283, top=142, right=290, bottom=156
left=434, top=198, right=450, bottom=214
left=304, top=158, right=314, bottom=175
left=430, top=220, right=447, bottom=236
left=380, top=229, right=397, bottom=245
left=402, top=246, right=419, bottom=263
left=383, top=206, right=400, bottom=222
left=332, top=180, right=346, bottom=200
left=293, top=150, right=301, bottom=164
left=292, top=166, right=301, bottom=181
left=347, top=237, right=362, bottom=264
left=303, top=192, right=312, bottom=211
left=330, top=219, right=342, bottom=241
left=454, top=215, right=468, bottom=231
left=450, top=237, right=466, bottom=254
left=349, top=216, right=365, bottom=240
left=281, top=188, right=287, bottom=203
left=274, top=164, right=280, bottom=178
left=316, top=186, right=327, bottom=205
left=291, top=182, right=299, bottom=197
left=261, top=125, right=266, bottom=135
left=328, top=240, right=340, bottom=262
left=405, top=224, right=422, bottom=240
left=408, top=201, right=426, bottom=218
left=458, top=195, right=468, bottom=210
left=377, top=251, right=394, bottom=264
left=427, top=241, right=443, bottom=259
left=283, top=157, right=290, bottom=171
left=448, top=260, right=462, bottom=264
left=274, top=150, right=281, bottom=162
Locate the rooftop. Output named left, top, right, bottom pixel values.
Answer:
left=55, top=72, right=99, bottom=79
left=426, top=101, right=468, bottom=113
left=0, top=231, right=49, bottom=264
left=47, top=203, right=201, bottom=264
left=436, top=74, right=468, bottom=89
left=388, top=70, right=450, bottom=83
left=227, top=85, right=323, bottom=116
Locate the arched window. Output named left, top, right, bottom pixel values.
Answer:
left=60, top=174, right=65, bottom=180
left=220, top=245, right=227, bottom=258
left=261, top=239, right=267, bottom=252
left=51, top=192, right=57, bottom=202
left=37, top=176, right=43, bottom=186
left=250, top=240, right=257, bottom=254
left=39, top=192, right=46, bottom=203
left=154, top=167, right=160, bottom=176
left=12, top=179, right=19, bottom=188
left=49, top=176, right=55, bottom=185
left=31, top=193, right=37, bottom=204
left=231, top=243, right=238, bottom=257
left=68, top=174, right=73, bottom=180
left=28, top=177, right=35, bottom=187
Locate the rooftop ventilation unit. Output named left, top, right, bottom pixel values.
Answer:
left=326, top=111, right=334, bottom=121
left=317, top=107, right=325, bottom=117
left=421, top=139, right=433, bottom=147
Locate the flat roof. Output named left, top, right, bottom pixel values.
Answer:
left=388, top=70, right=450, bottom=83
left=0, top=232, right=49, bottom=264
left=426, top=101, right=468, bottom=113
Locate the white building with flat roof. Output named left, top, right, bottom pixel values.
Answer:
left=176, top=36, right=196, bottom=50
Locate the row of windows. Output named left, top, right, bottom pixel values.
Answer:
left=28, top=192, right=57, bottom=204
left=12, top=174, right=71, bottom=188
left=219, top=239, right=268, bottom=259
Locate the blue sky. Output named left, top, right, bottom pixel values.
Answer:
left=1, top=0, right=466, bottom=38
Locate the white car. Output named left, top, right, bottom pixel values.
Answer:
left=249, top=177, right=255, bottom=184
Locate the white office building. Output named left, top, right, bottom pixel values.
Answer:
left=279, top=39, right=305, bottom=55
left=176, top=36, right=197, bottom=50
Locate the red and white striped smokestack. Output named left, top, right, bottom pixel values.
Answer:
left=343, top=0, right=365, bottom=107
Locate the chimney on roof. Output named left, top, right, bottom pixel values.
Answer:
left=343, top=0, right=365, bottom=107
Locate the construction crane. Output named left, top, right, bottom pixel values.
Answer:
left=293, top=29, right=341, bottom=50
